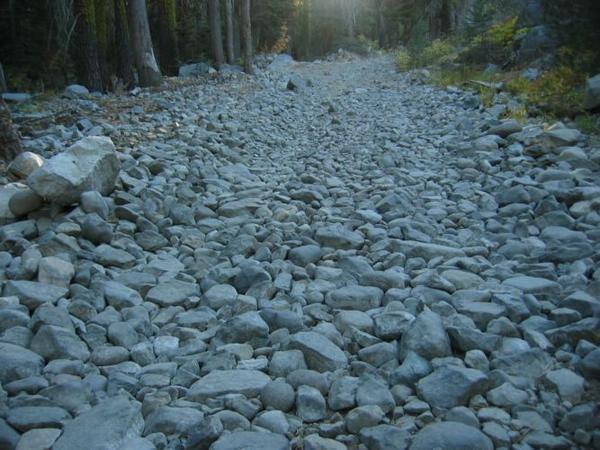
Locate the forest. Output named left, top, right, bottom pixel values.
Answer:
left=1, top=1, right=599, bottom=93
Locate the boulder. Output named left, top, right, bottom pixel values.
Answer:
left=410, top=421, right=493, bottom=450
left=27, top=136, right=120, bottom=205
left=583, top=74, right=600, bottom=110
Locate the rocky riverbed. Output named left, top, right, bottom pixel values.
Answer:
left=0, top=54, right=599, bottom=450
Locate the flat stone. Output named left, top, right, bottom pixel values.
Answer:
left=0, top=342, right=44, bottom=384
left=3, top=280, right=68, bottom=310
left=53, top=396, right=143, bottom=450
left=410, top=421, right=493, bottom=450
left=187, top=370, right=271, bottom=400
left=210, top=431, right=289, bottom=450
left=417, top=366, right=489, bottom=409
left=326, top=286, right=383, bottom=311
left=143, top=406, right=204, bottom=436
left=315, top=224, right=364, bottom=249
left=30, top=325, right=90, bottom=361
left=146, top=279, right=199, bottom=307
left=288, top=331, right=348, bottom=372
left=15, top=428, right=61, bottom=450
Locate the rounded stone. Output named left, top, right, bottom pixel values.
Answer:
left=260, top=380, right=295, bottom=412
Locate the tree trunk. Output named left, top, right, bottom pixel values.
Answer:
left=127, top=0, right=162, bottom=87
left=241, top=0, right=253, bottom=74
left=0, top=63, right=7, bottom=93
left=208, top=0, right=225, bottom=67
left=157, top=0, right=179, bottom=75
left=74, top=0, right=104, bottom=91
left=233, top=3, right=242, bottom=61
left=0, top=98, right=22, bottom=163
left=114, top=0, right=135, bottom=86
left=225, top=0, right=235, bottom=64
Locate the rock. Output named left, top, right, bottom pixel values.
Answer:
left=359, top=425, right=410, bottom=450
left=210, top=431, right=289, bottom=450
left=2, top=92, right=32, bottom=103
left=0, top=419, right=20, bottom=450
left=30, top=325, right=90, bottom=361
left=583, top=73, right=600, bottom=110
left=268, top=350, right=307, bottom=377
left=399, top=310, right=451, bottom=360
left=3, top=280, right=68, bottom=310
left=254, top=410, right=289, bottom=434
left=64, top=84, right=90, bottom=98
left=179, top=63, right=211, bottom=77
left=326, top=286, right=383, bottom=311
left=53, top=396, right=143, bottom=450
left=186, top=416, right=223, bottom=450
left=204, top=284, right=237, bottom=309
left=143, top=406, right=204, bottom=436
left=261, top=380, right=296, bottom=412
left=8, top=188, right=43, bottom=216
left=304, top=434, right=346, bottom=450
left=14, top=428, right=61, bottom=450
left=579, top=347, right=600, bottom=379
left=315, top=225, right=364, bottom=249
left=289, top=245, right=321, bottom=266
left=7, top=152, right=44, bottom=179
left=0, top=342, right=44, bottom=384
left=416, top=366, right=489, bottom=410
left=410, top=421, right=493, bottom=450
left=37, top=256, right=74, bottom=287
left=215, top=311, right=269, bottom=345
left=82, top=214, right=113, bottom=244
left=7, top=406, right=70, bottom=432
left=27, top=136, right=120, bottom=206
left=345, top=405, right=384, bottom=434
left=288, top=331, right=348, bottom=372
left=296, top=385, right=327, bottom=422
left=146, top=279, right=199, bottom=307
left=187, top=370, right=271, bottom=400
left=541, top=369, right=585, bottom=402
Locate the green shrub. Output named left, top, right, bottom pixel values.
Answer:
left=461, top=16, right=521, bottom=64
left=395, top=49, right=413, bottom=71
left=415, top=39, right=455, bottom=67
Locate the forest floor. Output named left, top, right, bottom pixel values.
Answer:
left=1, top=54, right=600, bottom=449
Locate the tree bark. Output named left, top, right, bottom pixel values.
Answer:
left=241, top=0, right=253, bottom=74
left=74, top=0, right=104, bottom=91
left=225, top=0, right=235, bottom=64
left=114, top=0, right=135, bottom=86
left=127, top=0, right=162, bottom=87
left=0, top=63, right=7, bottom=93
left=208, top=0, right=225, bottom=67
left=157, top=0, right=179, bottom=75
left=0, top=98, right=22, bottom=163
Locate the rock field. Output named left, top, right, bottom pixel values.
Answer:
left=0, top=54, right=599, bottom=450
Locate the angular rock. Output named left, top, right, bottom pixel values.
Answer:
left=187, top=370, right=271, bottom=400
left=410, top=421, right=493, bottom=450
left=27, top=137, right=120, bottom=205
left=416, top=366, right=489, bottom=409
left=288, top=331, right=348, bottom=372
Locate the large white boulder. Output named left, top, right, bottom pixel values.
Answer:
left=27, top=136, right=120, bottom=205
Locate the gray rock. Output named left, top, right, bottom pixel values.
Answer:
left=94, top=244, right=135, bottom=268
left=410, top=421, right=493, bottom=450
left=360, top=425, right=411, bottom=450
left=289, top=245, right=321, bottom=266
left=391, top=351, right=432, bottom=387
left=8, top=188, right=43, bottom=216
left=186, top=416, right=223, bottom=450
left=541, top=368, right=585, bottom=402
left=179, top=63, right=211, bottom=77
left=399, top=310, right=451, bottom=360
left=315, top=225, right=364, bottom=249
left=7, top=406, right=70, bottom=432
left=296, top=385, right=327, bottom=422
left=82, top=214, right=113, bottom=244
left=345, top=405, right=384, bottom=434
left=0, top=419, right=20, bottom=450
left=417, top=366, right=489, bottom=409
left=288, top=331, right=348, bottom=372
left=0, top=342, right=44, bottom=384
left=215, top=311, right=269, bottom=345
left=204, top=284, right=237, bottom=309
left=30, top=325, right=90, bottom=361
left=146, top=279, right=199, bottom=307
left=580, top=347, right=600, bottom=379
left=53, top=396, right=143, bottom=450
left=261, top=380, right=295, bottom=412
left=14, top=428, right=61, bottom=450
left=326, top=286, right=383, bottom=311
left=143, top=406, right=204, bottom=436
left=188, top=370, right=271, bottom=400
left=3, top=280, right=68, bottom=310
left=268, top=350, right=307, bottom=377
left=209, top=431, right=289, bottom=450
left=583, top=73, right=600, bottom=110
left=64, top=84, right=90, bottom=98
left=253, top=410, right=289, bottom=435
left=304, top=434, right=347, bottom=450
left=27, top=137, right=120, bottom=205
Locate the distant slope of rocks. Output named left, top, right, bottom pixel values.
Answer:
left=0, top=55, right=599, bottom=450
